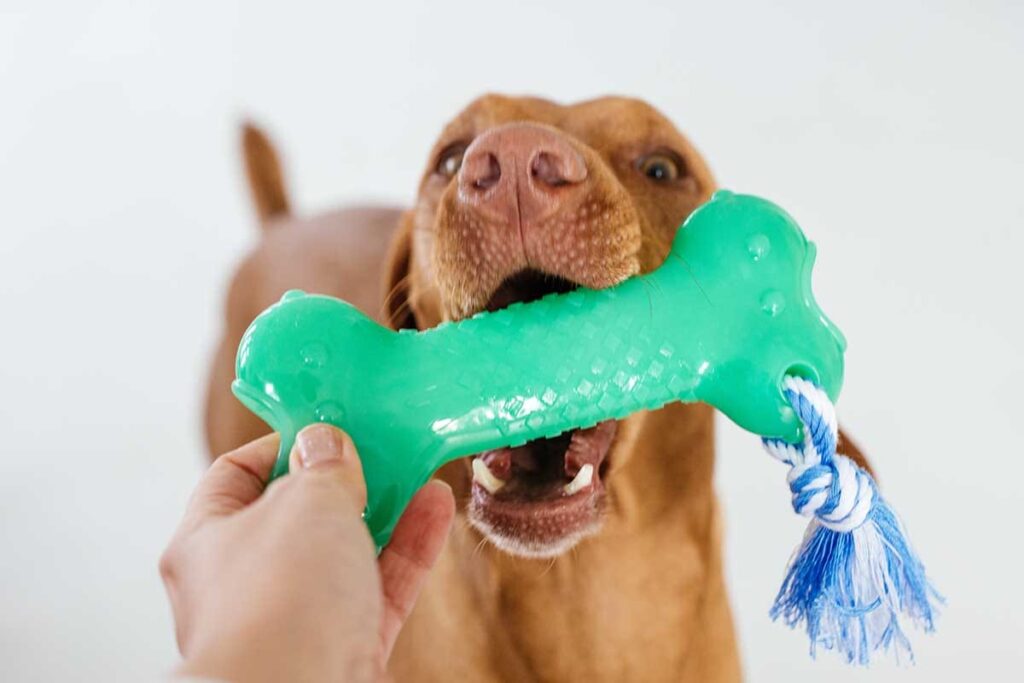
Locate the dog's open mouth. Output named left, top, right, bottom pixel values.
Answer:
left=467, top=269, right=619, bottom=558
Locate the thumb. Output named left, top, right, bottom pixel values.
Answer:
left=287, top=423, right=368, bottom=516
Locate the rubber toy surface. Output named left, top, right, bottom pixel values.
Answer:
left=233, top=190, right=846, bottom=547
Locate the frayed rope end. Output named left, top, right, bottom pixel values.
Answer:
left=769, top=495, right=942, bottom=665
left=763, top=377, right=941, bottom=665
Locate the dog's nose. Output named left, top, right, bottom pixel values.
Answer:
left=459, top=123, right=588, bottom=226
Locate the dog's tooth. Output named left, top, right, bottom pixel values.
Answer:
left=563, top=463, right=594, bottom=495
left=472, top=458, right=506, bottom=494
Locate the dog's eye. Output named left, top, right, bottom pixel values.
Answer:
left=436, top=143, right=467, bottom=179
left=637, top=153, right=683, bottom=183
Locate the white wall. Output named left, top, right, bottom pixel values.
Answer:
left=1, top=0, right=1021, bottom=679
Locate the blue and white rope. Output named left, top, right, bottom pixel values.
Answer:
left=762, top=376, right=939, bottom=665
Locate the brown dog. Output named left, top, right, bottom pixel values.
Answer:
left=204, top=94, right=868, bottom=681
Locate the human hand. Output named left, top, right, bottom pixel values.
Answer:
left=160, top=424, right=455, bottom=682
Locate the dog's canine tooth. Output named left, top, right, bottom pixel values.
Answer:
left=563, top=463, right=594, bottom=495
left=472, top=458, right=506, bottom=494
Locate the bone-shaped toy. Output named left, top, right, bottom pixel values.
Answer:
left=233, top=190, right=846, bottom=547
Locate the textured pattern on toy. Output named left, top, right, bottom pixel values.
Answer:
left=232, top=191, right=846, bottom=546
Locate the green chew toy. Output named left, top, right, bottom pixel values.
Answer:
left=233, top=190, right=846, bottom=547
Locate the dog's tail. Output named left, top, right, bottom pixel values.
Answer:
left=241, top=121, right=290, bottom=224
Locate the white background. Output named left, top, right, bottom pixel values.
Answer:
left=1, top=0, right=1022, bottom=680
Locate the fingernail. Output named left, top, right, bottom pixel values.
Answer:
left=428, top=479, right=453, bottom=495
left=295, top=424, right=350, bottom=469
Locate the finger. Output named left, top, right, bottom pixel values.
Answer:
left=287, top=423, right=368, bottom=517
left=182, top=433, right=280, bottom=529
left=377, top=479, right=455, bottom=659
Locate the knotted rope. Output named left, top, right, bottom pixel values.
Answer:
left=762, top=376, right=940, bottom=664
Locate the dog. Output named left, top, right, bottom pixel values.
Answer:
left=204, top=94, right=870, bottom=681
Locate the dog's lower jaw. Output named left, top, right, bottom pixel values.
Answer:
left=467, top=512, right=604, bottom=559
left=466, top=471, right=609, bottom=559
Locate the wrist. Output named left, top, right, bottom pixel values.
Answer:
left=177, top=618, right=380, bottom=683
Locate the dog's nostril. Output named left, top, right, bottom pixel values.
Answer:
left=530, top=151, right=586, bottom=188
left=466, top=152, right=501, bottom=190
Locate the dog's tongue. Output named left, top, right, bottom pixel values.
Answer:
left=478, top=431, right=570, bottom=480
left=480, top=448, right=512, bottom=479
left=565, top=420, right=616, bottom=476
left=561, top=421, right=614, bottom=475
left=478, top=420, right=617, bottom=481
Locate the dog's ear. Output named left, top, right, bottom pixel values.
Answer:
left=838, top=428, right=874, bottom=478
left=382, top=210, right=418, bottom=330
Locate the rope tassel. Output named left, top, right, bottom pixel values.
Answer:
left=762, top=376, right=940, bottom=664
